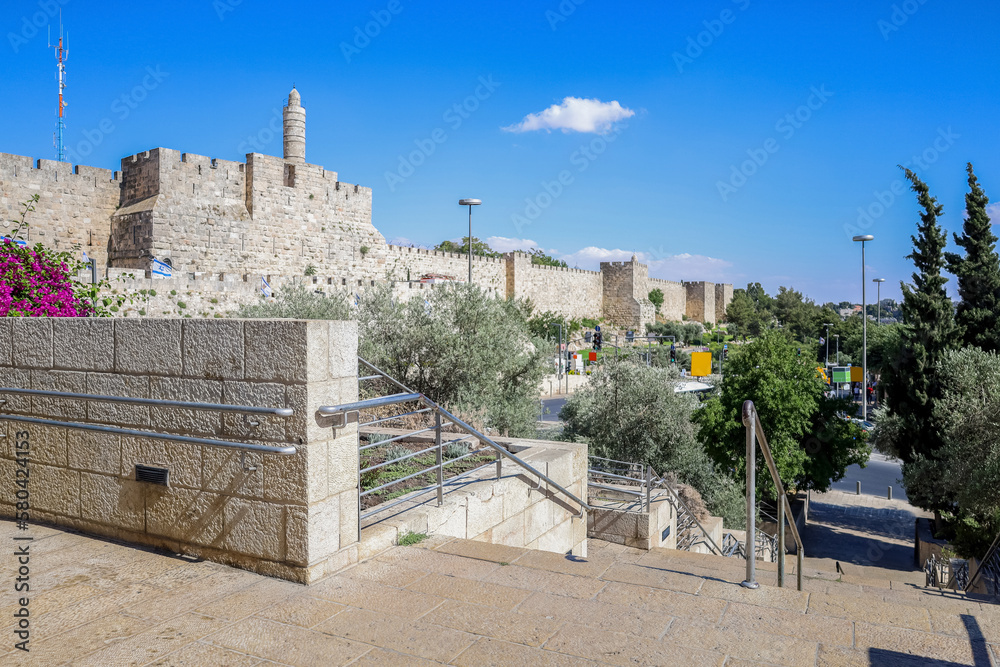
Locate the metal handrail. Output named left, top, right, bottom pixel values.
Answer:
left=586, top=458, right=724, bottom=557
left=741, top=400, right=805, bottom=591
left=0, top=391, right=296, bottom=455
left=325, top=358, right=591, bottom=533
left=0, top=388, right=294, bottom=416
left=966, top=532, right=1000, bottom=596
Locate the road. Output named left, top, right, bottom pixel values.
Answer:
left=830, top=451, right=908, bottom=501
left=540, top=396, right=567, bottom=422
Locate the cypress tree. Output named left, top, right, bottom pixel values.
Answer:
left=882, top=169, right=957, bottom=471
left=944, top=163, right=1000, bottom=351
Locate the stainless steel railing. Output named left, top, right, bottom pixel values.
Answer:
left=741, top=399, right=805, bottom=591
left=320, top=358, right=590, bottom=538
left=0, top=388, right=297, bottom=455
left=587, top=455, right=725, bottom=557
left=966, top=532, right=1000, bottom=597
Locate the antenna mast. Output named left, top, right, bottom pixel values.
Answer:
left=48, top=13, right=68, bottom=162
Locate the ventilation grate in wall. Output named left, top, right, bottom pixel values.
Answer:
left=135, top=464, right=169, bottom=487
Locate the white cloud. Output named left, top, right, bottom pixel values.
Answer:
left=502, top=97, right=635, bottom=134
left=485, top=236, right=541, bottom=253
left=554, top=246, right=735, bottom=283
left=989, top=203, right=1000, bottom=223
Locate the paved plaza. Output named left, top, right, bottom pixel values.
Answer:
left=2, top=517, right=998, bottom=666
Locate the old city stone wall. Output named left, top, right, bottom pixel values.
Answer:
left=0, top=154, right=119, bottom=267
left=505, top=252, right=603, bottom=319
left=648, top=277, right=686, bottom=322
left=0, top=91, right=732, bottom=328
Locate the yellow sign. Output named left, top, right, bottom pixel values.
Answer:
left=691, top=352, right=712, bottom=377
left=850, top=366, right=863, bottom=383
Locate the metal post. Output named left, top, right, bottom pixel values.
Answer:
left=435, top=411, right=443, bottom=506
left=777, top=496, right=786, bottom=588
left=888, top=486, right=892, bottom=500
left=496, top=441, right=502, bottom=480
left=88, top=258, right=97, bottom=285
left=645, top=464, right=651, bottom=513
left=861, top=240, right=868, bottom=422
left=857, top=481, right=861, bottom=495
left=741, top=408, right=759, bottom=589
left=467, top=206, right=473, bottom=284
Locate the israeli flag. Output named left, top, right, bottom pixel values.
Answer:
left=82, top=251, right=89, bottom=263
left=151, top=257, right=172, bottom=277
left=1, top=236, right=27, bottom=248
left=260, top=277, right=272, bottom=297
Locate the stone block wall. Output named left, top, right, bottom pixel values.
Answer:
left=601, top=260, right=655, bottom=329
left=649, top=278, right=686, bottom=322
left=715, top=283, right=733, bottom=322
left=0, top=153, right=119, bottom=268
left=685, top=281, right=717, bottom=325
left=505, top=252, right=602, bottom=319
left=385, top=245, right=506, bottom=294
left=0, top=317, right=362, bottom=583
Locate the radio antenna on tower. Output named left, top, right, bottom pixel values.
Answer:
left=48, top=12, right=68, bottom=162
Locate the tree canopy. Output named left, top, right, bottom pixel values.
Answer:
left=695, top=330, right=869, bottom=496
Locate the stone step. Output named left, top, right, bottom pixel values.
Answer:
left=397, top=537, right=999, bottom=665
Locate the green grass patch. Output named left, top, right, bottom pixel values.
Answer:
left=397, top=531, right=429, bottom=546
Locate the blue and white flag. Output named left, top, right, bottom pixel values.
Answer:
left=1, top=236, right=27, bottom=248
left=82, top=251, right=89, bottom=263
left=260, top=277, right=272, bottom=297
left=151, top=257, right=172, bottom=277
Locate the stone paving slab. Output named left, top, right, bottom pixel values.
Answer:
left=1, top=519, right=998, bottom=665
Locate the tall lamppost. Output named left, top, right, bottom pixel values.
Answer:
left=458, top=199, right=482, bottom=283
left=873, top=278, right=886, bottom=324
left=834, top=334, right=840, bottom=365
left=823, top=323, right=833, bottom=366
left=853, top=234, right=874, bottom=421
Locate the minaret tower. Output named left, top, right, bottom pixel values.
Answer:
left=283, top=87, right=306, bottom=163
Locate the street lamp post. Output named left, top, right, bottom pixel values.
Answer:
left=853, top=235, right=874, bottom=421
left=548, top=322, right=564, bottom=395
left=458, top=199, right=482, bottom=284
left=823, top=323, right=833, bottom=367
left=834, top=334, right=839, bottom=365
left=873, top=278, right=886, bottom=324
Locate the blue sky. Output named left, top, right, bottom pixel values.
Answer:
left=3, top=0, right=999, bottom=304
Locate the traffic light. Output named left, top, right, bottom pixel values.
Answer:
left=594, top=331, right=602, bottom=351
left=723, top=345, right=729, bottom=361
left=670, top=347, right=676, bottom=363
left=797, top=348, right=801, bottom=356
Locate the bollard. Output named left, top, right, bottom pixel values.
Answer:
left=887, top=486, right=892, bottom=500
left=856, top=481, right=861, bottom=495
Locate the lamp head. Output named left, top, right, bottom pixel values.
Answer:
left=853, top=235, right=874, bottom=242
left=459, top=199, right=482, bottom=206
left=873, top=278, right=886, bottom=283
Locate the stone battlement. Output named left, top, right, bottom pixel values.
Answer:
left=388, top=245, right=505, bottom=265
left=2, top=89, right=731, bottom=328
left=0, top=151, right=120, bottom=182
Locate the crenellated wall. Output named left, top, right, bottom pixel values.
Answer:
left=504, top=252, right=603, bottom=319
left=385, top=245, right=506, bottom=294
left=0, top=153, right=120, bottom=267
left=648, top=277, right=687, bottom=322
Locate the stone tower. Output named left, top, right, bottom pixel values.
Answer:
left=283, top=87, right=306, bottom=163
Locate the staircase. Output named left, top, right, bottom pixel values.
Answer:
left=363, top=534, right=999, bottom=665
